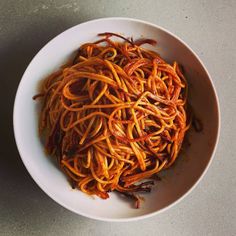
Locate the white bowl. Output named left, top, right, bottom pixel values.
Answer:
left=13, top=17, right=220, bottom=222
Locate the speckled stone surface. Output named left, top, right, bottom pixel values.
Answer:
left=0, top=0, right=235, bottom=235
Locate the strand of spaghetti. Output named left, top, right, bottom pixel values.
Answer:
left=91, top=83, right=108, bottom=105
left=79, top=116, right=96, bottom=145
left=66, top=71, right=117, bottom=87
left=93, top=144, right=134, bottom=164
left=79, top=134, right=110, bottom=152
left=90, top=161, right=116, bottom=184
left=104, top=60, right=122, bottom=87
left=62, top=111, right=110, bottom=131
left=123, top=160, right=168, bottom=186
left=61, top=160, right=86, bottom=177
left=127, top=122, right=146, bottom=171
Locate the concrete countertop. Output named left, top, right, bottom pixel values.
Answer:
left=0, top=0, right=235, bottom=235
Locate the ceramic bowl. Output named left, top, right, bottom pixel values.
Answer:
left=13, top=17, right=220, bottom=221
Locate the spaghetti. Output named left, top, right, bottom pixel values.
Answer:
left=34, top=33, right=190, bottom=207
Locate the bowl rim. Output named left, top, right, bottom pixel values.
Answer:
left=13, top=17, right=221, bottom=222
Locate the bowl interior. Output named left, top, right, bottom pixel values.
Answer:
left=14, top=18, right=219, bottom=221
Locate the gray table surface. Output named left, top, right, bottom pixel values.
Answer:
left=1, top=0, right=235, bottom=235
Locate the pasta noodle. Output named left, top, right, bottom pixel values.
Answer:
left=33, top=32, right=190, bottom=207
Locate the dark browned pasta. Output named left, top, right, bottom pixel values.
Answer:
left=34, top=33, right=190, bottom=207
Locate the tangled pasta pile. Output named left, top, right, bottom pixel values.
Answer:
left=34, top=33, right=190, bottom=208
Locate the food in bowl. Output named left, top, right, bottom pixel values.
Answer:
left=14, top=18, right=220, bottom=221
left=33, top=32, right=191, bottom=208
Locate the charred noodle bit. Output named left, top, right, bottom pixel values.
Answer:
left=34, top=32, right=191, bottom=208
